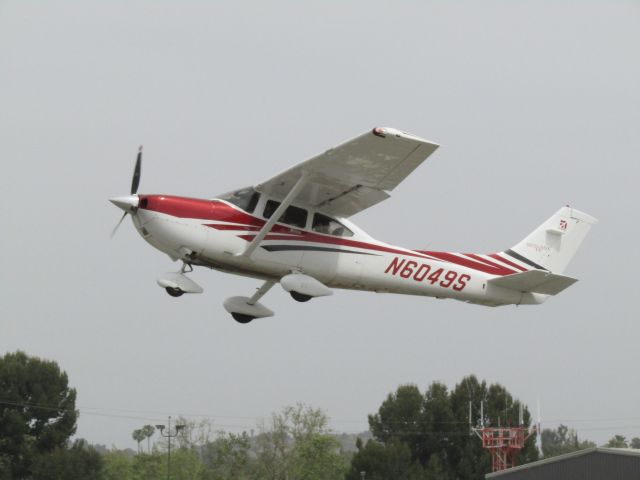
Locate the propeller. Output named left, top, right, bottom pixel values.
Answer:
left=110, top=212, right=129, bottom=239
left=131, top=146, right=142, bottom=195
left=110, top=146, right=142, bottom=238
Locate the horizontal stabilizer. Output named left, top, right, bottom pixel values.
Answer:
left=488, top=270, right=578, bottom=296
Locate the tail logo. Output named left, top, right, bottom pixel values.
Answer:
left=559, top=219, right=568, bottom=231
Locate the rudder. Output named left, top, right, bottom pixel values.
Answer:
left=510, top=206, right=597, bottom=274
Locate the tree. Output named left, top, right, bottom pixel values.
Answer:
left=290, top=432, right=347, bottom=480
left=168, top=447, right=205, bottom=480
left=630, top=437, right=640, bottom=449
left=174, top=417, right=214, bottom=450
left=253, top=403, right=347, bottom=480
left=423, top=453, right=449, bottom=480
left=141, top=425, right=155, bottom=454
left=346, top=438, right=425, bottom=480
left=30, top=439, right=103, bottom=480
left=0, top=351, right=78, bottom=478
left=606, top=435, right=629, bottom=448
left=132, top=429, right=145, bottom=453
left=368, top=384, right=426, bottom=461
left=201, top=431, right=253, bottom=480
left=132, top=451, right=164, bottom=480
left=102, top=450, right=134, bottom=480
left=357, top=376, right=539, bottom=480
left=541, top=424, right=595, bottom=458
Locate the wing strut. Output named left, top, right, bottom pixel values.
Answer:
left=238, top=171, right=311, bottom=259
left=248, top=280, right=276, bottom=305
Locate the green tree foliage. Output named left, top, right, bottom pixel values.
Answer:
left=132, top=451, right=164, bottom=480
left=131, top=425, right=156, bottom=454
left=540, top=424, right=596, bottom=458
left=346, top=438, right=426, bottom=480
left=30, top=439, right=103, bottom=480
left=606, top=434, right=629, bottom=448
left=290, top=433, right=348, bottom=480
left=630, top=437, right=640, bottom=449
left=101, top=450, right=134, bottom=480
left=169, top=447, right=205, bottom=480
left=253, top=404, right=348, bottom=480
left=201, top=432, right=253, bottom=480
left=0, top=351, right=78, bottom=478
left=353, top=375, right=539, bottom=480
left=141, top=425, right=155, bottom=454
left=132, top=429, right=145, bottom=453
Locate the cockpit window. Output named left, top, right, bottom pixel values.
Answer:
left=312, top=213, right=353, bottom=237
left=220, top=188, right=260, bottom=214
left=263, top=200, right=308, bottom=229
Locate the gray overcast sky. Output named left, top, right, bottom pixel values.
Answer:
left=1, top=1, right=639, bottom=449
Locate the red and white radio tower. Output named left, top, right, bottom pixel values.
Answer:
left=470, top=401, right=540, bottom=472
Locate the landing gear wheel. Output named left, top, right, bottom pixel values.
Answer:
left=165, top=287, right=184, bottom=297
left=290, top=291, right=312, bottom=302
left=231, top=313, right=255, bottom=324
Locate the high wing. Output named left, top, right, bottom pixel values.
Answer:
left=255, top=127, right=439, bottom=218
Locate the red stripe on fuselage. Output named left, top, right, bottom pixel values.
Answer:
left=488, top=253, right=528, bottom=272
left=416, top=251, right=516, bottom=276
left=139, top=194, right=516, bottom=276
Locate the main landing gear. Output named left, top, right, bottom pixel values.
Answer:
left=290, top=291, right=312, bottom=302
left=157, top=263, right=204, bottom=298
left=224, top=281, right=276, bottom=324
left=165, top=287, right=184, bottom=297
left=224, top=273, right=334, bottom=323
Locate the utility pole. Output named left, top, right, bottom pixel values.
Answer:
left=156, top=416, right=185, bottom=480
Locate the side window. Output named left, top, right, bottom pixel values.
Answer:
left=263, top=200, right=280, bottom=220
left=220, top=188, right=260, bottom=214
left=312, top=213, right=353, bottom=237
left=263, top=200, right=308, bottom=229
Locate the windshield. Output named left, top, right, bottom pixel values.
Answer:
left=219, top=187, right=260, bottom=213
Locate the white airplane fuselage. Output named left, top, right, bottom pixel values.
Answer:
left=130, top=194, right=547, bottom=308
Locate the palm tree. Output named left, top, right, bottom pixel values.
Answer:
left=132, top=428, right=145, bottom=453
left=141, top=424, right=156, bottom=453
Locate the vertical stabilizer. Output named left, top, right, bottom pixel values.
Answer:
left=510, top=206, right=597, bottom=274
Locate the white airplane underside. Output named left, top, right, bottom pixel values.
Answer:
left=110, top=127, right=597, bottom=323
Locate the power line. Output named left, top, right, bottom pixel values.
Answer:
left=2, top=399, right=640, bottom=438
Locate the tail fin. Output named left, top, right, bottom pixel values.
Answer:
left=509, top=206, right=597, bottom=274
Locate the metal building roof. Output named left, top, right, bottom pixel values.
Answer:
left=486, top=447, right=640, bottom=479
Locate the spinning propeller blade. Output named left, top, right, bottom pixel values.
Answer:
left=110, top=146, right=143, bottom=238
left=110, top=212, right=128, bottom=239
left=131, top=146, right=142, bottom=194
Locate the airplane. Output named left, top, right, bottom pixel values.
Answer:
left=110, top=127, right=597, bottom=323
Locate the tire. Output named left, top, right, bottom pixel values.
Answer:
left=290, top=291, right=312, bottom=302
left=231, top=312, right=255, bottom=324
left=165, top=287, right=184, bottom=297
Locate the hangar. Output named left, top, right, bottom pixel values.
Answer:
left=485, top=447, right=640, bottom=480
